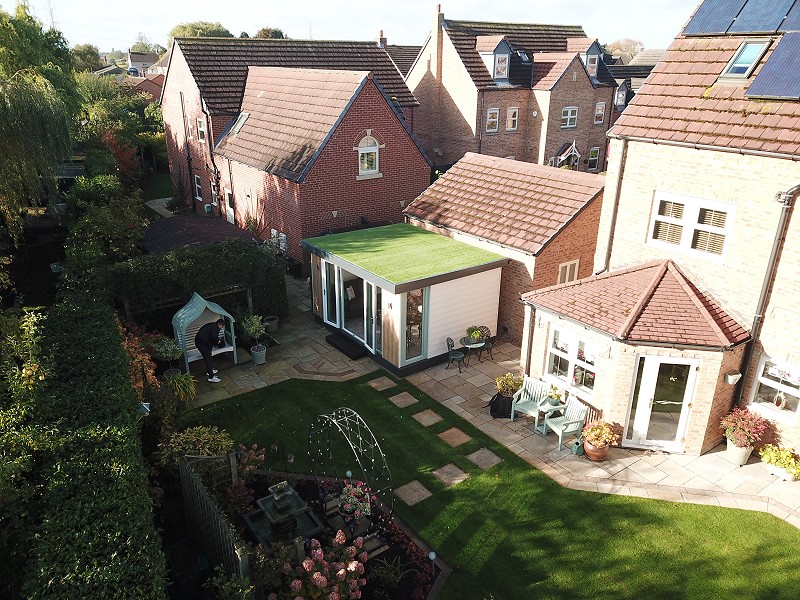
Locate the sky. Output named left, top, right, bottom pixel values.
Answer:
left=2, top=0, right=701, bottom=53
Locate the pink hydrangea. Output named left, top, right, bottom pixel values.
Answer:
left=359, top=578, right=366, bottom=586
left=310, top=538, right=321, bottom=549
left=311, top=572, right=328, bottom=588
left=283, top=562, right=293, bottom=574
left=351, top=591, right=361, bottom=599
left=333, top=530, right=347, bottom=546
left=345, top=546, right=357, bottom=558
left=327, top=593, right=341, bottom=600
left=337, top=568, right=347, bottom=581
left=312, top=548, right=324, bottom=561
left=358, top=551, right=368, bottom=562
left=354, top=537, right=364, bottom=548
left=302, top=558, right=314, bottom=572
left=290, top=579, right=302, bottom=593
left=347, top=560, right=360, bottom=572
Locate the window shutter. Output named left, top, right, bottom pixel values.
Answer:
left=658, top=200, right=684, bottom=219
left=691, top=230, right=725, bottom=254
left=653, top=221, right=683, bottom=244
left=698, top=208, right=727, bottom=228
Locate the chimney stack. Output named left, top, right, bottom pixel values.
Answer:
left=378, top=29, right=387, bottom=48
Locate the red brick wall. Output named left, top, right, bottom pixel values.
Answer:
left=533, top=192, right=604, bottom=290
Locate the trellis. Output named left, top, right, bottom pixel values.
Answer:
left=308, top=407, right=394, bottom=520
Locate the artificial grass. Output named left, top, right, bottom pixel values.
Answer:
left=181, top=372, right=800, bottom=600
left=302, top=223, right=505, bottom=286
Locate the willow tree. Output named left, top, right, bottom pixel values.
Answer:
left=0, top=69, right=70, bottom=241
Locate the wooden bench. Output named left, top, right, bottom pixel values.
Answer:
left=179, top=308, right=235, bottom=371
left=543, top=397, right=589, bottom=451
left=510, top=375, right=551, bottom=426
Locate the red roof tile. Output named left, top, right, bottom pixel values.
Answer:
left=521, top=260, right=750, bottom=347
left=215, top=68, right=367, bottom=181
left=532, top=52, right=580, bottom=90
left=404, top=153, right=604, bottom=255
left=610, top=35, right=800, bottom=156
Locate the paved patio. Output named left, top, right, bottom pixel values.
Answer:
left=190, top=274, right=800, bottom=530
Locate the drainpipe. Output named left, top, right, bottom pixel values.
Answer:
left=595, top=137, right=628, bottom=274
left=477, top=90, right=485, bottom=154
left=179, top=91, right=196, bottom=213
left=201, top=101, right=222, bottom=216
left=735, top=183, right=800, bottom=405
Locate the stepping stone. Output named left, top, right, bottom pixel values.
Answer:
left=467, top=447, right=502, bottom=470
left=438, top=427, right=472, bottom=447
left=395, top=480, right=432, bottom=506
left=432, top=463, right=469, bottom=487
left=368, top=376, right=396, bottom=391
left=389, top=391, right=418, bottom=408
left=412, top=409, right=442, bottom=427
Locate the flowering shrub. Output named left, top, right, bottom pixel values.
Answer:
left=339, top=481, right=373, bottom=518
left=494, top=373, right=523, bottom=397
left=265, top=531, right=366, bottom=600
left=720, top=407, right=769, bottom=448
left=237, top=443, right=266, bottom=483
left=759, top=444, right=799, bottom=475
left=582, top=421, right=619, bottom=448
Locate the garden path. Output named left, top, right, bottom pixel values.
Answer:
left=188, top=275, right=800, bottom=530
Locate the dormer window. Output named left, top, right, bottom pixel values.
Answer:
left=494, top=53, right=509, bottom=79
left=587, top=54, right=598, bottom=77
left=721, top=41, right=769, bottom=78
left=230, top=112, right=249, bottom=135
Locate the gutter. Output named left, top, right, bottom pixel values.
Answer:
left=735, top=182, right=800, bottom=405
left=607, top=133, right=800, bottom=162
left=595, top=137, right=628, bottom=274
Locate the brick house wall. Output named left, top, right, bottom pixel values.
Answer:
left=478, top=89, right=539, bottom=163
left=217, top=78, right=430, bottom=267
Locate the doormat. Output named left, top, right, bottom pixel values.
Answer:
left=325, top=333, right=368, bottom=360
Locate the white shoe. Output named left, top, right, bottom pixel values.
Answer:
left=212, top=369, right=219, bottom=374
left=208, top=376, right=221, bottom=383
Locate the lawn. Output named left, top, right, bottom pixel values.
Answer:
left=142, top=172, right=173, bottom=201
left=181, top=372, right=800, bottom=600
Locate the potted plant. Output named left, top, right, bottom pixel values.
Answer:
left=163, top=370, right=197, bottom=404
left=720, top=407, right=769, bottom=466
left=546, top=385, right=563, bottom=406
left=466, top=325, right=483, bottom=342
left=489, top=373, right=522, bottom=418
left=759, top=444, right=799, bottom=481
left=581, top=420, right=620, bottom=461
left=151, top=336, right=185, bottom=377
left=339, top=480, right=373, bottom=523
left=241, top=315, right=267, bottom=366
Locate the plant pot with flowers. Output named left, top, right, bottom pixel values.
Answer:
left=581, top=420, right=620, bottom=461
left=151, top=335, right=185, bottom=378
left=720, top=407, right=770, bottom=466
left=489, top=373, right=523, bottom=418
left=759, top=444, right=799, bottom=481
left=241, top=315, right=267, bottom=366
left=339, top=479, right=373, bottom=525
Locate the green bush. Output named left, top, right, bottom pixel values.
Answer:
left=158, top=425, right=234, bottom=468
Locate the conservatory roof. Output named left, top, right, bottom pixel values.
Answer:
left=302, top=223, right=507, bottom=293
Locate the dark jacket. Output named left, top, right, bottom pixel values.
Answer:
left=195, top=322, right=223, bottom=349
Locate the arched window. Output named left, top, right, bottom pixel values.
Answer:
left=358, top=135, right=379, bottom=175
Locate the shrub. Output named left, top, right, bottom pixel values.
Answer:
left=494, top=373, right=522, bottom=397
left=163, top=370, right=196, bottom=404
left=241, top=314, right=266, bottom=350
left=720, top=407, right=770, bottom=448
left=582, top=421, right=620, bottom=448
left=158, top=426, right=234, bottom=468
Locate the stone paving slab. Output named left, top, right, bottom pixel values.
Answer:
left=466, top=447, right=502, bottom=469
left=433, top=463, right=469, bottom=487
left=369, top=376, right=396, bottom=391
left=412, top=409, right=443, bottom=427
left=438, top=427, right=472, bottom=447
left=395, top=480, right=432, bottom=506
left=389, top=391, right=419, bottom=408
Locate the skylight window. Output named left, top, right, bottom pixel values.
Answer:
left=517, top=50, right=530, bottom=63
left=230, top=112, right=250, bottom=134
left=721, top=41, right=769, bottom=78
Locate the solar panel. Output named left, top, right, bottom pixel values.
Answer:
left=745, top=32, right=800, bottom=98
left=780, top=0, right=800, bottom=30
left=683, top=0, right=748, bottom=34
left=728, top=0, right=795, bottom=32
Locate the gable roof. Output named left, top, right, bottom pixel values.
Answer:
left=215, top=67, right=369, bottom=181
left=521, top=260, right=750, bottom=347
left=610, top=31, right=800, bottom=156
left=404, top=152, right=604, bottom=255
left=384, top=44, right=421, bottom=76
left=566, top=37, right=593, bottom=52
left=442, top=19, right=586, bottom=89
left=628, top=48, right=667, bottom=66
left=173, top=37, right=418, bottom=115
left=129, top=51, right=159, bottom=63
left=532, top=52, right=581, bottom=90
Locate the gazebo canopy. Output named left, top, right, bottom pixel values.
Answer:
left=172, top=292, right=238, bottom=370
left=172, top=292, right=236, bottom=332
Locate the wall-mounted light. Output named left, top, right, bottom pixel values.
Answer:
left=724, top=371, right=742, bottom=385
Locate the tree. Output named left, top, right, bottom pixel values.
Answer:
left=607, top=38, right=645, bottom=56
left=239, top=31, right=249, bottom=38
left=71, top=43, right=101, bottom=72
left=254, top=27, right=287, bottom=39
left=167, top=21, right=233, bottom=47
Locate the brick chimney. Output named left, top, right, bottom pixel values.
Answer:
left=377, top=29, right=387, bottom=48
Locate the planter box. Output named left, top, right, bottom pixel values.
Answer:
left=765, top=464, right=797, bottom=481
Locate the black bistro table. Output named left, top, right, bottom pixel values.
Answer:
left=460, top=336, right=486, bottom=366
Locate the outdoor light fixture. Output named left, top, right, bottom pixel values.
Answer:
left=345, top=470, right=352, bottom=478
left=271, top=442, right=278, bottom=453
left=428, top=551, right=437, bottom=562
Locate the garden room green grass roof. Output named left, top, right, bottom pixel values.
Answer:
left=303, top=223, right=507, bottom=293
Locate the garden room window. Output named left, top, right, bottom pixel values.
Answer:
left=750, top=355, right=800, bottom=424
left=486, top=108, right=500, bottom=132
left=358, top=135, right=379, bottom=175
left=561, top=107, right=578, bottom=128
left=649, top=191, right=732, bottom=257
left=546, top=329, right=596, bottom=397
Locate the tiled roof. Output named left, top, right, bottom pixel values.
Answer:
left=174, top=37, right=417, bottom=114
left=521, top=260, right=750, bottom=347
left=443, top=19, right=586, bottom=89
left=404, top=152, right=604, bottom=255
left=610, top=35, right=800, bottom=156
left=215, top=67, right=367, bottom=181
left=384, top=44, right=421, bottom=76
left=606, top=64, right=657, bottom=81
left=628, top=48, right=667, bottom=66
left=129, top=51, right=159, bottom=63
left=566, top=37, right=593, bottom=52
left=532, top=53, right=579, bottom=90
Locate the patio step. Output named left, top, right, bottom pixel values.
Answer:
left=325, top=333, right=368, bottom=359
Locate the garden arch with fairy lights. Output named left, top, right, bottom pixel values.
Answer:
left=308, top=407, right=394, bottom=519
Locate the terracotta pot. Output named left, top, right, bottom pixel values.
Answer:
left=584, top=440, right=609, bottom=462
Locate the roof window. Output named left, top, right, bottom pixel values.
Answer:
left=721, top=40, right=769, bottom=78
left=230, top=112, right=249, bottom=135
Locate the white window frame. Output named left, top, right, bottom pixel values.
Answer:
left=187, top=121, right=194, bottom=139
left=196, top=118, right=207, bottom=143
left=278, top=232, right=287, bottom=253
left=615, top=87, right=627, bottom=107
left=587, top=147, right=600, bottom=171
left=594, top=102, right=606, bottom=125
left=721, top=40, right=769, bottom=79
left=494, top=53, right=509, bottom=79
left=545, top=329, right=597, bottom=399
left=648, top=191, right=734, bottom=259
left=557, top=259, right=579, bottom=284
left=506, top=107, right=519, bottom=131
left=486, top=108, right=500, bottom=132
left=749, top=354, right=800, bottom=426
left=194, top=174, right=202, bottom=201
left=230, top=112, right=249, bottom=135
left=561, top=106, right=578, bottom=128
left=357, top=134, right=380, bottom=176
left=587, top=54, right=598, bottom=77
